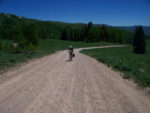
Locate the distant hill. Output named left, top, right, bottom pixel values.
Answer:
left=116, top=26, right=150, bottom=35
left=0, top=12, right=85, bottom=40
left=94, top=24, right=150, bottom=36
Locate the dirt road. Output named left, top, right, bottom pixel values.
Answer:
left=0, top=46, right=150, bottom=113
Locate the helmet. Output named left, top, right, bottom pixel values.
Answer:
left=69, top=45, right=72, bottom=48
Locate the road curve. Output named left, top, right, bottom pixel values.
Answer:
left=0, top=45, right=150, bottom=113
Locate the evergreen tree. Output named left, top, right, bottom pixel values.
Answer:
left=85, top=21, right=94, bottom=42
left=70, top=29, right=74, bottom=41
left=87, top=21, right=93, bottom=31
left=133, top=26, right=145, bottom=54
left=101, top=25, right=107, bottom=42
left=61, top=29, right=68, bottom=40
left=80, top=25, right=86, bottom=41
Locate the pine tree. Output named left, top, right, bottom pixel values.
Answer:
left=87, top=21, right=93, bottom=31
left=133, top=26, right=146, bottom=54
left=85, top=21, right=93, bottom=42
left=61, top=29, right=68, bottom=40
left=70, top=29, right=74, bottom=41
left=101, top=25, right=107, bottom=41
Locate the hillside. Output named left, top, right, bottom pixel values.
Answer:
left=116, top=26, right=150, bottom=35
left=0, top=13, right=85, bottom=40
left=0, top=12, right=134, bottom=44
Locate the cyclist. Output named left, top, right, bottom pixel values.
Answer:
left=68, top=45, right=74, bottom=60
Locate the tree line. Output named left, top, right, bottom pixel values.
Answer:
left=61, top=22, right=130, bottom=43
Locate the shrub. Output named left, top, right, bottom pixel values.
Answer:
left=123, top=74, right=131, bottom=79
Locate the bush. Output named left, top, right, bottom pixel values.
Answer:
left=123, top=74, right=131, bottom=79
left=121, top=65, right=132, bottom=71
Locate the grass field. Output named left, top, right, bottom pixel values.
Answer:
left=81, top=40, right=150, bottom=87
left=0, top=39, right=115, bottom=70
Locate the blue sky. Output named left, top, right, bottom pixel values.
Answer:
left=0, top=0, right=150, bottom=26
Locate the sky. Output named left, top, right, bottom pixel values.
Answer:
left=0, top=0, right=150, bottom=26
